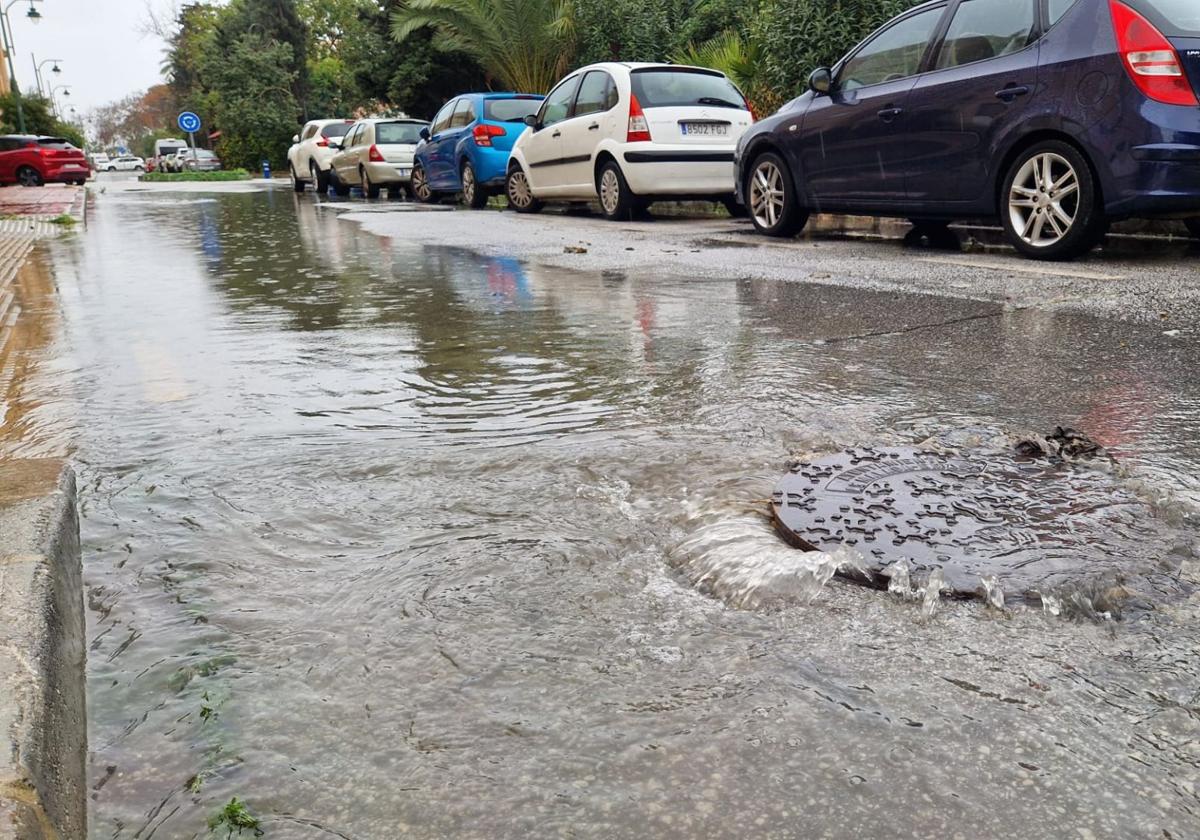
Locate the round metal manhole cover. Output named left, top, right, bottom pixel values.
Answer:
left=772, top=446, right=1186, bottom=604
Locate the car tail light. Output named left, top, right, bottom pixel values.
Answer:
left=316, top=137, right=329, bottom=147
left=627, top=94, right=651, bottom=143
left=472, top=124, right=506, bottom=146
left=1110, top=0, right=1198, bottom=106
left=368, top=144, right=386, bottom=162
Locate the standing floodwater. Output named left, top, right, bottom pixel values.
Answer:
left=21, top=190, right=1200, bottom=838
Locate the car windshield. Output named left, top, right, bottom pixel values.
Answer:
left=629, top=69, right=747, bottom=110
left=375, top=122, right=425, bottom=144
left=1128, top=0, right=1200, bottom=34
left=484, top=98, right=543, bottom=122
left=321, top=123, right=352, bottom=139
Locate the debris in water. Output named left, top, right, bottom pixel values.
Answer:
left=1015, top=426, right=1107, bottom=461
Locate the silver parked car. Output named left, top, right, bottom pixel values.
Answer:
left=176, top=148, right=222, bottom=172
left=329, top=118, right=428, bottom=198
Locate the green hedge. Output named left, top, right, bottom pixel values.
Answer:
left=139, top=170, right=253, bottom=182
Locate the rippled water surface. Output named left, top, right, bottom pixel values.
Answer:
left=16, top=190, right=1200, bottom=838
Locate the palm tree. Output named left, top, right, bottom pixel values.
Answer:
left=391, top=0, right=575, bottom=94
left=672, top=31, right=780, bottom=116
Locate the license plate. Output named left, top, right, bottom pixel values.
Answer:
left=681, top=123, right=728, bottom=137
left=396, top=168, right=410, bottom=178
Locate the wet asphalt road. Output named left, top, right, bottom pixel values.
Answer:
left=18, top=181, right=1200, bottom=839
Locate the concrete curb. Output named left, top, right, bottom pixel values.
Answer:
left=0, top=463, right=85, bottom=839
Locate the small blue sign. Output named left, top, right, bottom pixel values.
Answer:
left=177, top=111, right=202, bottom=133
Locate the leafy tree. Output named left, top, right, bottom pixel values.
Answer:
left=0, top=93, right=85, bottom=147
left=391, top=0, right=575, bottom=93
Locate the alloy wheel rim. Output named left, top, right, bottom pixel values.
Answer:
left=463, top=167, right=475, bottom=204
left=508, top=171, right=531, bottom=208
left=1009, top=153, right=1079, bottom=248
left=413, top=167, right=429, bottom=201
left=750, top=161, right=785, bottom=229
left=600, top=170, right=620, bottom=214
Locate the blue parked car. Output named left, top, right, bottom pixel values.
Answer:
left=412, top=92, right=545, bottom=208
left=735, top=0, right=1200, bottom=260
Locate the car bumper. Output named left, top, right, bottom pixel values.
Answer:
left=364, top=161, right=413, bottom=184
left=620, top=146, right=736, bottom=196
left=46, top=163, right=90, bottom=181
left=473, top=147, right=513, bottom=187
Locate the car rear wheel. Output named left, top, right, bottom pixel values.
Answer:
left=362, top=168, right=381, bottom=199
left=461, top=162, right=488, bottom=209
left=16, top=166, right=43, bottom=187
left=1185, top=218, right=1200, bottom=240
left=598, top=161, right=642, bottom=222
left=506, top=166, right=542, bottom=214
left=747, top=152, right=807, bottom=237
left=411, top=164, right=437, bottom=204
left=106, top=166, right=116, bottom=172
left=291, top=165, right=306, bottom=193
left=310, top=162, right=330, bottom=194
left=1001, top=141, right=1102, bottom=261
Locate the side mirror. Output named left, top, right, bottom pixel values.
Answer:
left=292, top=134, right=299, bottom=144
left=524, top=114, right=539, bottom=129
left=809, top=67, right=833, bottom=95
left=419, top=127, right=430, bottom=141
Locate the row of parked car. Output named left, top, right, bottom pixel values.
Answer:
left=287, top=0, right=1200, bottom=261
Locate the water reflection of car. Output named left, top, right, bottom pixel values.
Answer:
left=735, top=0, right=1200, bottom=261
left=505, top=63, right=754, bottom=220
left=328, top=118, right=428, bottom=198
left=411, top=92, right=545, bottom=208
left=288, top=118, right=356, bottom=194
left=0, top=135, right=90, bottom=186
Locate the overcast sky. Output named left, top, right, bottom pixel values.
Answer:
left=12, top=0, right=169, bottom=117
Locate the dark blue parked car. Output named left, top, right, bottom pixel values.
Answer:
left=412, top=92, right=545, bottom=208
left=735, top=0, right=1200, bottom=259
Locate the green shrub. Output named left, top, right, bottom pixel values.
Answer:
left=139, top=170, right=253, bottom=182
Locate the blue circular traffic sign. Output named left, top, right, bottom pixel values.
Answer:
left=177, top=111, right=201, bottom=133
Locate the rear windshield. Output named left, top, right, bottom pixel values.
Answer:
left=38, top=138, right=75, bottom=149
left=159, top=146, right=184, bottom=155
left=320, top=123, right=352, bottom=139
left=1128, top=0, right=1200, bottom=35
left=629, top=69, right=748, bottom=110
left=484, top=97, right=543, bottom=122
left=376, top=122, right=425, bottom=144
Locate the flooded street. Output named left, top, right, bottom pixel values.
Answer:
left=15, top=188, right=1199, bottom=838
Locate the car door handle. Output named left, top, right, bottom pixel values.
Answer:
left=552, top=130, right=562, bottom=138
left=877, top=107, right=903, bottom=122
left=995, top=85, right=1031, bottom=101
left=588, top=123, right=600, bottom=131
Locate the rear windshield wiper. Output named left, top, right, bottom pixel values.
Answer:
left=697, top=97, right=742, bottom=108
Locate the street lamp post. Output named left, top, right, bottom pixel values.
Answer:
left=31, top=54, right=61, bottom=96
left=0, top=0, right=46, bottom=134
left=50, top=83, right=67, bottom=118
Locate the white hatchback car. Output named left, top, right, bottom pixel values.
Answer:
left=287, top=118, right=356, bottom=193
left=506, top=63, right=753, bottom=220
left=104, top=155, right=145, bottom=172
left=328, top=118, right=428, bottom=198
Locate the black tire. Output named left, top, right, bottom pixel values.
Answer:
left=311, top=162, right=330, bottom=194
left=1000, top=140, right=1103, bottom=261
left=16, top=166, right=43, bottom=187
left=461, top=161, right=488, bottom=209
left=362, top=168, right=381, bottom=199
left=723, top=197, right=748, bottom=218
left=1185, top=218, right=1200, bottom=240
left=506, top=165, right=543, bottom=214
left=411, top=164, right=437, bottom=204
left=330, top=169, right=351, bottom=197
left=106, top=166, right=116, bottom=172
left=291, top=165, right=306, bottom=193
left=597, top=160, right=642, bottom=222
left=745, top=151, right=808, bottom=237
left=134, top=166, right=144, bottom=172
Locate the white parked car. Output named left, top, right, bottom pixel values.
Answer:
left=328, top=118, right=428, bottom=198
left=91, top=153, right=111, bottom=169
left=104, top=155, right=146, bottom=172
left=506, top=63, right=753, bottom=220
left=287, top=119, right=355, bottom=193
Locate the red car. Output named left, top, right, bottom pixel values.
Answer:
left=0, top=135, right=90, bottom=186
